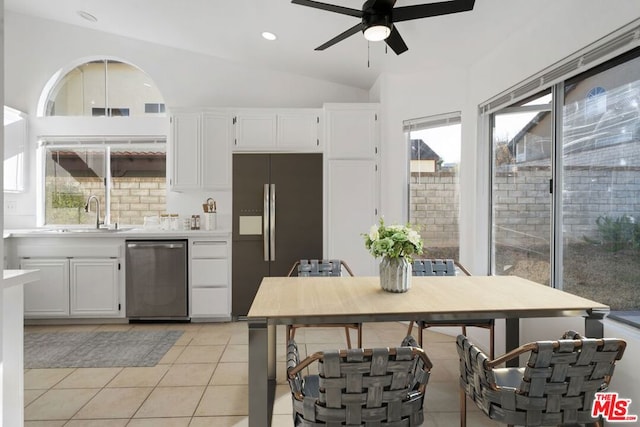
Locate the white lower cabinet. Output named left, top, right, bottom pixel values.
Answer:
left=189, top=239, right=230, bottom=320
left=20, top=257, right=120, bottom=319
left=21, top=258, right=70, bottom=317
left=70, top=259, right=120, bottom=316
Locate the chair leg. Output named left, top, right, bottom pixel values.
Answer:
left=407, top=321, right=415, bottom=337
left=459, top=387, right=466, bottom=427
left=344, top=326, right=353, bottom=349
left=418, top=325, right=424, bottom=347
left=356, top=324, right=363, bottom=347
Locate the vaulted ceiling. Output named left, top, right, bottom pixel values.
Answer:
left=5, top=0, right=550, bottom=90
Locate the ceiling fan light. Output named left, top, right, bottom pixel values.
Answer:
left=363, top=25, right=391, bottom=42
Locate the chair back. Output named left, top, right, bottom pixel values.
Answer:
left=457, top=333, right=627, bottom=426
left=413, top=259, right=456, bottom=276
left=287, top=336, right=432, bottom=426
left=288, top=259, right=354, bottom=277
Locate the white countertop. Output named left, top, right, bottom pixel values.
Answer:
left=3, top=269, right=40, bottom=290
left=4, top=228, right=231, bottom=239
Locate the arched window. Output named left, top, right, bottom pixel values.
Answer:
left=43, top=59, right=165, bottom=117
left=37, top=58, right=168, bottom=226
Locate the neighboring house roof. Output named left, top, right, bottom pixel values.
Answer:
left=410, top=139, right=442, bottom=161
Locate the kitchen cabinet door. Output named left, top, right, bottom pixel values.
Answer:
left=171, top=112, right=201, bottom=190
left=234, top=113, right=277, bottom=150
left=171, top=110, right=232, bottom=190
left=69, top=258, right=120, bottom=316
left=202, top=111, right=232, bottom=189
left=20, top=258, right=70, bottom=317
left=327, top=160, right=379, bottom=276
left=325, top=104, right=379, bottom=159
left=277, top=111, right=321, bottom=150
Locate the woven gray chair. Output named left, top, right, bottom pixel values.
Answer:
left=287, top=336, right=433, bottom=426
left=286, top=259, right=362, bottom=349
left=457, top=331, right=627, bottom=427
left=407, top=259, right=495, bottom=358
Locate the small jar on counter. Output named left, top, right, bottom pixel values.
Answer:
left=170, top=214, right=180, bottom=231
left=160, top=214, right=170, bottom=231
left=190, top=215, right=201, bottom=230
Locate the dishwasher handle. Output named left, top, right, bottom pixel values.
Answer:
left=127, top=242, right=185, bottom=249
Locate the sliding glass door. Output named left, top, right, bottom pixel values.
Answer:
left=561, top=54, right=640, bottom=313
left=490, top=48, right=640, bottom=321
left=491, top=92, right=552, bottom=284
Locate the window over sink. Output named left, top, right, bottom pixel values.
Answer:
left=41, top=138, right=166, bottom=226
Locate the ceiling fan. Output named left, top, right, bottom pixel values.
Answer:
left=291, top=0, right=475, bottom=55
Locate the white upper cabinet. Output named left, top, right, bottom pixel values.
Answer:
left=171, top=110, right=232, bottom=191
left=202, top=112, right=232, bottom=189
left=234, top=113, right=277, bottom=149
left=276, top=111, right=320, bottom=149
left=325, top=104, right=379, bottom=159
left=233, top=109, right=321, bottom=151
left=171, top=112, right=200, bottom=190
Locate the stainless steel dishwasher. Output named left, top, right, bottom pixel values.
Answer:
left=126, top=240, right=188, bottom=320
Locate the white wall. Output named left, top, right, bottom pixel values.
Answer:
left=3, top=12, right=369, bottom=229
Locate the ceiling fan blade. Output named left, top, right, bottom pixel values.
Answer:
left=385, top=26, right=408, bottom=55
left=291, top=0, right=363, bottom=18
left=315, top=22, right=364, bottom=51
left=392, top=0, right=475, bottom=22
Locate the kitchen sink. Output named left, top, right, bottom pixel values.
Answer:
left=44, top=227, right=131, bottom=233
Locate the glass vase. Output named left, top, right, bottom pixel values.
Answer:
left=379, top=256, right=412, bottom=293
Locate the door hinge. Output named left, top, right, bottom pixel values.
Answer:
left=375, top=208, right=378, bottom=215
left=118, top=303, right=121, bottom=311
left=374, top=113, right=378, bottom=121
left=170, top=117, right=173, bottom=124
left=317, top=139, right=319, bottom=146
left=234, top=138, right=238, bottom=145
left=118, top=263, right=121, bottom=270
left=549, top=178, right=553, bottom=194
left=375, top=164, right=378, bottom=172
left=233, top=116, right=237, bottom=125
left=375, top=147, right=378, bottom=154
left=317, top=116, right=320, bottom=124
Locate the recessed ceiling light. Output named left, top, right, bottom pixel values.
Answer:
left=77, top=10, right=98, bottom=23
left=261, top=32, right=277, bottom=41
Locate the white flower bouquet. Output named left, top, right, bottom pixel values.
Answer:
left=363, top=219, right=423, bottom=261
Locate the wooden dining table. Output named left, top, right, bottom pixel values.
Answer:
left=246, top=275, right=609, bottom=427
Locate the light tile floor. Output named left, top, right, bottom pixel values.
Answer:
left=23, top=321, right=500, bottom=426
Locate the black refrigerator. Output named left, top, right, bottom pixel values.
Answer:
left=232, top=153, right=323, bottom=317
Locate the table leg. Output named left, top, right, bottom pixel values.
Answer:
left=505, top=318, right=520, bottom=367
left=249, top=318, right=275, bottom=427
left=585, top=310, right=607, bottom=338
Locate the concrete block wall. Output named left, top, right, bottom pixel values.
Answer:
left=44, top=177, right=166, bottom=225
left=409, top=171, right=459, bottom=248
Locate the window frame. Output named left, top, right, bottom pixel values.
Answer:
left=37, top=138, right=166, bottom=227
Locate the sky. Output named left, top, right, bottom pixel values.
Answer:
left=410, top=123, right=461, bottom=164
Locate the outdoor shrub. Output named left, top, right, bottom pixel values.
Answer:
left=587, top=214, right=640, bottom=252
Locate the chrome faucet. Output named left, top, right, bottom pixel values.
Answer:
left=84, top=195, right=103, bottom=229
